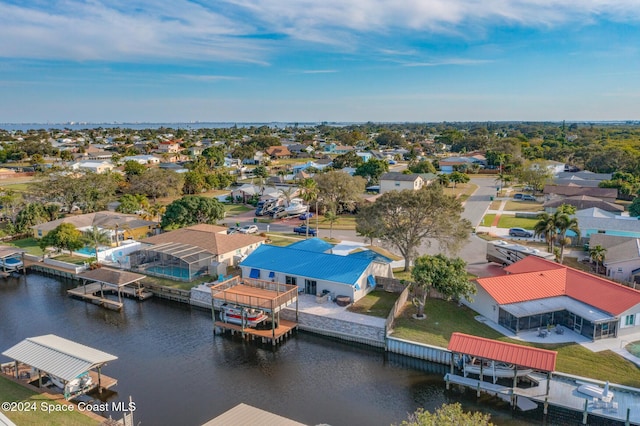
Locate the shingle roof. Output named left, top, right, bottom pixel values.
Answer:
left=32, top=211, right=155, bottom=233
left=543, top=184, right=617, bottom=199
left=380, top=172, right=420, bottom=182
left=448, top=333, right=557, bottom=372
left=240, top=244, right=372, bottom=285
left=543, top=196, right=624, bottom=212
left=141, top=224, right=265, bottom=255
left=479, top=256, right=640, bottom=315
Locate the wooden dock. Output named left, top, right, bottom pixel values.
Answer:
left=68, top=282, right=152, bottom=311
left=215, top=319, right=298, bottom=345
left=445, top=372, right=640, bottom=424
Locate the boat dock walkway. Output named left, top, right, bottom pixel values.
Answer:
left=68, top=282, right=152, bottom=310
left=446, top=372, right=640, bottom=424
left=214, top=319, right=298, bottom=345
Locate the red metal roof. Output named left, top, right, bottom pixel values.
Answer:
left=448, top=333, right=557, bottom=372
left=480, top=256, right=640, bottom=315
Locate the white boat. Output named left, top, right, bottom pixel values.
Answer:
left=49, top=372, right=93, bottom=395
left=284, top=198, right=307, bottom=215
left=220, top=303, right=268, bottom=327
left=463, top=358, right=533, bottom=384
left=578, top=381, right=614, bottom=401
left=0, top=257, right=23, bottom=269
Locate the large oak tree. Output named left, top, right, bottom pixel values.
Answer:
left=356, top=185, right=471, bottom=271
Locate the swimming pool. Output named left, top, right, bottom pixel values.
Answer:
left=626, top=341, right=640, bottom=358
left=75, top=246, right=108, bottom=257
left=146, top=265, right=193, bottom=280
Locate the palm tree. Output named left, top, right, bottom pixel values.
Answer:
left=82, top=226, right=111, bottom=263
left=148, top=203, right=166, bottom=226
left=533, top=212, right=557, bottom=252
left=299, top=178, right=318, bottom=237
left=323, top=210, right=338, bottom=239
left=556, top=214, right=580, bottom=263
left=436, top=174, right=450, bottom=187
left=589, top=245, right=606, bottom=275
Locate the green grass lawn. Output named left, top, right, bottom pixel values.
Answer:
left=391, top=299, right=640, bottom=387
left=223, top=204, right=253, bottom=216
left=317, top=215, right=356, bottom=230
left=265, top=234, right=302, bottom=246
left=141, top=274, right=215, bottom=290
left=496, top=216, right=539, bottom=229
left=348, top=290, right=400, bottom=318
left=503, top=200, right=544, bottom=212
left=0, top=376, right=99, bottom=425
left=479, top=214, right=496, bottom=227
left=51, top=254, right=89, bottom=265
left=8, top=238, right=44, bottom=256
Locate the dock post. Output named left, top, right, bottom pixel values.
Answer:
left=626, top=407, right=631, bottom=426
left=476, top=382, right=480, bottom=397
left=582, top=399, right=588, bottom=424
left=543, top=396, right=548, bottom=415
left=445, top=374, right=450, bottom=390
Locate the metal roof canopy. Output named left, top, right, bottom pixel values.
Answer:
left=139, top=242, right=214, bottom=264
left=77, top=267, right=146, bottom=288
left=501, top=295, right=616, bottom=323
left=447, top=332, right=557, bottom=372
left=203, top=403, right=305, bottom=426
left=0, top=246, right=24, bottom=259
left=2, top=334, right=117, bottom=382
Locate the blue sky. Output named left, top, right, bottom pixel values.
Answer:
left=1, top=0, right=639, bottom=123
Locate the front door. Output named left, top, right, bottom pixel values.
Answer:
left=305, top=279, right=317, bottom=295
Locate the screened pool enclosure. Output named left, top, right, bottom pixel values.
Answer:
left=129, top=242, right=215, bottom=281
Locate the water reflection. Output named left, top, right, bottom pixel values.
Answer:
left=0, top=274, right=539, bottom=426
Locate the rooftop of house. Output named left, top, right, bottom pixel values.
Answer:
left=380, top=172, right=421, bottom=182
left=476, top=256, right=640, bottom=316
left=239, top=239, right=376, bottom=285
left=140, top=224, right=265, bottom=254
left=33, top=211, right=155, bottom=232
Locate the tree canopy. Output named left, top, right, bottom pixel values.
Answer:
left=356, top=185, right=471, bottom=271
left=160, top=195, right=225, bottom=230
left=353, top=158, right=389, bottom=184
left=397, top=403, right=493, bottom=426
left=39, top=223, right=83, bottom=255
left=411, top=254, right=474, bottom=317
left=315, top=171, right=366, bottom=214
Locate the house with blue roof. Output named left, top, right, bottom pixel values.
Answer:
left=239, top=238, right=393, bottom=302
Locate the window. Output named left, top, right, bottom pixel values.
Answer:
left=625, top=314, right=635, bottom=327
left=37, top=230, right=42, bottom=237
left=285, top=276, right=297, bottom=286
left=395, top=183, right=400, bottom=187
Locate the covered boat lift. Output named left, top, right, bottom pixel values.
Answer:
left=446, top=332, right=557, bottom=412
left=0, top=246, right=26, bottom=276
left=1, top=334, right=118, bottom=399
left=211, top=276, right=299, bottom=346
left=69, top=267, right=151, bottom=310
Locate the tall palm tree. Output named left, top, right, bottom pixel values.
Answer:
left=299, top=178, right=318, bottom=237
left=82, top=226, right=111, bottom=263
left=324, top=210, right=338, bottom=239
left=589, top=244, right=606, bottom=275
left=556, top=214, right=580, bottom=263
left=533, top=212, right=557, bottom=252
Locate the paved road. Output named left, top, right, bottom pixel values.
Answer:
left=227, top=177, right=500, bottom=275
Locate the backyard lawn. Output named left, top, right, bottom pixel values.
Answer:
left=348, top=290, right=399, bottom=318
left=8, top=238, right=44, bottom=256
left=223, top=204, right=253, bottom=216
left=391, top=299, right=640, bottom=387
left=0, top=376, right=99, bottom=426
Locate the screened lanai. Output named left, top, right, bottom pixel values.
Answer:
left=129, top=242, right=215, bottom=281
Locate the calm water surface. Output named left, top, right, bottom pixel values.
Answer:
left=0, top=274, right=537, bottom=426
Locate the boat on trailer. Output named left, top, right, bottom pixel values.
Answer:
left=463, top=358, right=533, bottom=384
left=220, top=303, right=269, bottom=328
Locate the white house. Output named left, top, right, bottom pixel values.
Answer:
left=463, top=256, right=640, bottom=341
left=71, top=161, right=115, bottom=174
left=239, top=238, right=393, bottom=302
left=379, top=172, right=424, bottom=194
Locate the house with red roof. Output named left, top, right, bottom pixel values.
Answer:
left=463, top=256, right=640, bottom=341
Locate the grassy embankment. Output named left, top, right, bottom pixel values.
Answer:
left=0, top=376, right=99, bottom=426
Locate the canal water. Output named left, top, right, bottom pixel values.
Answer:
left=0, top=274, right=542, bottom=426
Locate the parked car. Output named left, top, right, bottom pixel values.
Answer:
left=226, top=226, right=239, bottom=235
left=293, top=225, right=317, bottom=236
left=270, top=206, right=285, bottom=218
left=299, top=212, right=314, bottom=220
left=238, top=225, right=259, bottom=234
left=521, top=194, right=537, bottom=201
left=509, top=227, right=534, bottom=238
left=513, top=193, right=524, bottom=200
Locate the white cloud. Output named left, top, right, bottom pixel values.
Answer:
left=0, top=0, right=638, bottom=63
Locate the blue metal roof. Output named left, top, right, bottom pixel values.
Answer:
left=286, top=238, right=333, bottom=253
left=240, top=244, right=372, bottom=285
left=347, top=249, right=392, bottom=263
